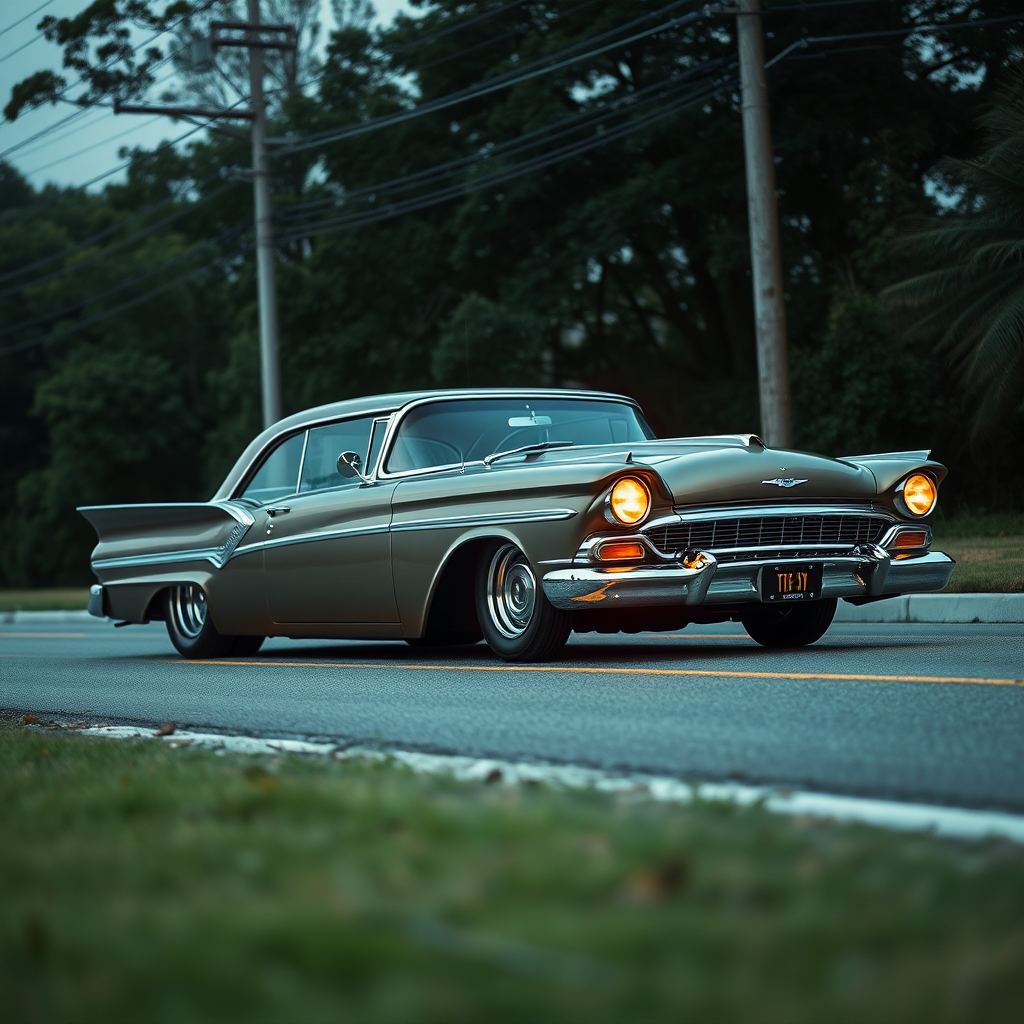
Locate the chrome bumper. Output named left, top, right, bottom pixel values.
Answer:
left=541, top=548, right=956, bottom=611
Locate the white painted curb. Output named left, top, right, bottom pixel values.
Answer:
left=70, top=725, right=1024, bottom=845
left=835, top=593, right=1024, bottom=624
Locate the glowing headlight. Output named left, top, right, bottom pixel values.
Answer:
left=609, top=477, right=650, bottom=526
left=898, top=473, right=937, bottom=517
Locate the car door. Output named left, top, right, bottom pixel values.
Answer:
left=262, top=417, right=399, bottom=623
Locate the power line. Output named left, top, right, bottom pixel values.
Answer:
left=765, top=12, right=1024, bottom=68
left=0, top=220, right=250, bottom=341
left=384, top=0, right=530, bottom=55
left=0, top=182, right=236, bottom=299
left=0, top=30, right=45, bottom=64
left=0, top=1, right=54, bottom=40
left=0, top=96, right=248, bottom=227
left=0, top=242, right=250, bottom=358
left=272, top=0, right=713, bottom=155
left=21, top=116, right=164, bottom=177
left=276, top=73, right=733, bottom=243
left=278, top=58, right=731, bottom=224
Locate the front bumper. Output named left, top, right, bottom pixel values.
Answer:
left=541, top=547, right=955, bottom=611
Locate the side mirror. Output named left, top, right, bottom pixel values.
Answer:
left=337, top=451, right=369, bottom=483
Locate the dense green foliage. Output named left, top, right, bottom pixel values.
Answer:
left=3, top=718, right=1024, bottom=1021
left=883, top=68, right=1024, bottom=435
left=2, top=0, right=1023, bottom=585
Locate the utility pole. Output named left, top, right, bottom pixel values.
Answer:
left=112, top=2, right=294, bottom=429
left=244, top=0, right=281, bottom=428
left=735, top=0, right=792, bottom=448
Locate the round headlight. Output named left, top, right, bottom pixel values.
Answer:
left=609, top=476, right=650, bottom=526
left=899, top=473, right=937, bottom=517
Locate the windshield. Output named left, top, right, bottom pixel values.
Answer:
left=385, top=398, right=655, bottom=474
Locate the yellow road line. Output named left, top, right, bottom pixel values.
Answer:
left=0, top=632, right=87, bottom=639
left=174, top=658, right=1024, bottom=688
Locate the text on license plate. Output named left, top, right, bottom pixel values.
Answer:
left=760, top=563, right=823, bottom=602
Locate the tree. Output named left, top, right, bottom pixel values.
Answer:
left=883, top=70, right=1024, bottom=435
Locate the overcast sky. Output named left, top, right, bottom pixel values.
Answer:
left=0, top=0, right=414, bottom=192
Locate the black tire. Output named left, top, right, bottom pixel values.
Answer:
left=740, top=598, right=838, bottom=648
left=165, top=585, right=246, bottom=659
left=229, top=634, right=266, bottom=657
left=475, top=541, right=570, bottom=662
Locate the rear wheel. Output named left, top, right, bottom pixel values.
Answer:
left=741, top=598, right=837, bottom=648
left=165, top=585, right=263, bottom=659
left=475, top=542, right=570, bottom=662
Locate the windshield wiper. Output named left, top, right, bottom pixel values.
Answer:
left=483, top=440, right=575, bottom=467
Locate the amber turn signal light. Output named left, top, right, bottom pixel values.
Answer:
left=609, top=477, right=650, bottom=525
left=900, top=474, right=937, bottom=516
left=597, top=541, right=645, bottom=561
left=894, top=530, right=929, bottom=549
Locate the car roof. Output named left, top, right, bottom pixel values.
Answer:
left=212, top=388, right=638, bottom=501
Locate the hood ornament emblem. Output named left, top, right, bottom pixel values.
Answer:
left=762, top=477, right=808, bottom=488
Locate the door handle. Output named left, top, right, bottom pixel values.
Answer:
left=266, top=506, right=291, bottom=517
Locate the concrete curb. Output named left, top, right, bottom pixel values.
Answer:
left=1, top=610, right=97, bottom=625
left=834, top=593, right=1024, bottom=624
left=3, top=595, right=1022, bottom=625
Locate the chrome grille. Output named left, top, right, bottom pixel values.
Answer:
left=645, top=513, right=889, bottom=557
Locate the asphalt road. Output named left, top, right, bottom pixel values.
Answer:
left=2, top=618, right=1022, bottom=812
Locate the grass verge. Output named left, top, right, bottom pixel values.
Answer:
left=0, top=589, right=89, bottom=612
left=933, top=512, right=1023, bottom=593
left=2, top=717, right=1022, bottom=1023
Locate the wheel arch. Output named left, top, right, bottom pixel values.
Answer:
left=413, top=529, right=527, bottom=640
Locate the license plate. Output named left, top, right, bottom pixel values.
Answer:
left=760, top=563, right=823, bottom=603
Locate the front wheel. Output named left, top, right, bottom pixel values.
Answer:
left=165, top=585, right=263, bottom=659
left=475, top=542, right=570, bottom=662
left=740, top=598, right=837, bottom=648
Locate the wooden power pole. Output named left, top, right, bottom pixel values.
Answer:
left=735, top=0, right=792, bottom=448
left=113, top=2, right=294, bottom=429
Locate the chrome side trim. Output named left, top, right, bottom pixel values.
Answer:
left=93, top=548, right=227, bottom=571
left=841, top=449, right=932, bottom=461
left=93, top=502, right=256, bottom=572
left=260, top=523, right=390, bottom=553
left=392, top=508, right=578, bottom=533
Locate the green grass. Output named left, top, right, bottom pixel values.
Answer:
left=0, top=589, right=89, bottom=612
left=932, top=512, right=1023, bottom=593
left=2, top=718, right=1022, bottom=1023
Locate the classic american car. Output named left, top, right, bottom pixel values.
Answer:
left=80, top=388, right=955, bottom=661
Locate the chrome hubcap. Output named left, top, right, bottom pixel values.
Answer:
left=171, top=584, right=207, bottom=639
left=486, top=544, right=537, bottom=639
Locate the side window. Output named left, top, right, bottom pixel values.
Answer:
left=299, top=417, right=374, bottom=493
left=241, top=432, right=305, bottom=504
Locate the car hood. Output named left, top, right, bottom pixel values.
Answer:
left=535, top=438, right=877, bottom=506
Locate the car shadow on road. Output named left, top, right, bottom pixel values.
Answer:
left=253, top=632, right=936, bottom=667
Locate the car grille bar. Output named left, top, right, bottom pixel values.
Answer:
left=644, top=513, right=890, bottom=557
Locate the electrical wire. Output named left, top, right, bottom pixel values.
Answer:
left=0, top=220, right=251, bottom=341
left=0, top=95, right=248, bottom=227
left=0, top=30, right=44, bottom=64
left=276, top=73, right=733, bottom=243
left=765, top=12, right=1024, bottom=68
left=278, top=57, right=731, bottom=223
left=21, top=116, right=165, bottom=177
left=0, top=182, right=237, bottom=299
left=0, top=241, right=251, bottom=357
left=272, top=0, right=713, bottom=154
left=0, top=171, right=225, bottom=285
left=0, top=1, right=54, bottom=40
